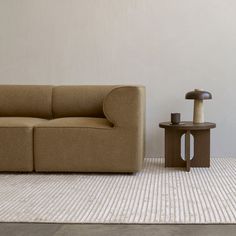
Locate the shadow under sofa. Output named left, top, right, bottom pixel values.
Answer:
left=0, top=85, right=145, bottom=173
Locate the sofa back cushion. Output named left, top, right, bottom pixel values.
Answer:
left=52, top=86, right=117, bottom=118
left=0, top=85, right=53, bottom=118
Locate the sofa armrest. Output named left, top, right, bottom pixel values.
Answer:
left=103, top=86, right=145, bottom=128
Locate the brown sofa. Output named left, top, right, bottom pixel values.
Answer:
left=0, top=85, right=145, bottom=173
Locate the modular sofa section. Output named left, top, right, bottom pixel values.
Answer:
left=34, top=86, right=145, bottom=173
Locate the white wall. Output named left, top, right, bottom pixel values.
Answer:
left=0, top=0, right=236, bottom=157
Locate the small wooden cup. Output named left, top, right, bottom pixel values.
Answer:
left=171, top=113, right=181, bottom=125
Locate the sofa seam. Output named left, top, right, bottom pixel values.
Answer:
left=34, top=127, right=114, bottom=130
left=51, top=86, right=55, bottom=119
left=32, top=127, right=36, bottom=171
left=0, top=127, right=38, bottom=128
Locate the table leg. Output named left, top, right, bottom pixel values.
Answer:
left=164, top=129, right=186, bottom=167
left=185, top=131, right=191, bottom=172
left=191, top=130, right=211, bottom=167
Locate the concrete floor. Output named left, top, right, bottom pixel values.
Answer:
left=0, top=224, right=235, bottom=236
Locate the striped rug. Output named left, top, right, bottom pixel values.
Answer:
left=0, top=158, right=235, bottom=224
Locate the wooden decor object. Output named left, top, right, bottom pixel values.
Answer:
left=185, top=89, right=212, bottom=124
left=159, top=122, right=216, bottom=172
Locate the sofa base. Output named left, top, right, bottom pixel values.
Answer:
left=34, top=127, right=142, bottom=173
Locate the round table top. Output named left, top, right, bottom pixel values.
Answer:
left=159, top=121, right=216, bottom=130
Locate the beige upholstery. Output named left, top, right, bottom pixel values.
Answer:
left=52, top=86, right=116, bottom=118
left=0, top=85, right=53, bottom=118
left=104, top=86, right=145, bottom=128
left=0, top=85, right=145, bottom=173
left=35, top=86, right=145, bottom=172
left=0, top=117, right=47, bottom=171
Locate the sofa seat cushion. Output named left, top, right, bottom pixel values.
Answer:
left=0, top=117, right=48, bottom=127
left=35, top=117, right=113, bottom=129
left=0, top=117, right=48, bottom=171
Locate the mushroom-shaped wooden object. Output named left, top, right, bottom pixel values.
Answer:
left=185, top=89, right=212, bottom=124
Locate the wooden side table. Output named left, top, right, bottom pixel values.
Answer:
left=159, top=122, right=216, bottom=172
